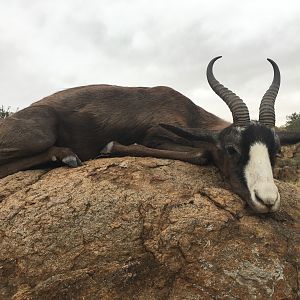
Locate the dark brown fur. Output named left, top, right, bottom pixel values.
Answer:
left=0, top=85, right=229, bottom=172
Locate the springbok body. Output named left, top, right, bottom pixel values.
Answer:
left=0, top=57, right=299, bottom=213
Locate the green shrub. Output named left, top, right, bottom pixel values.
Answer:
left=0, top=106, right=12, bottom=119
left=284, top=112, right=300, bottom=131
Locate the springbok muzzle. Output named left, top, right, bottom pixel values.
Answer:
left=244, top=142, right=280, bottom=213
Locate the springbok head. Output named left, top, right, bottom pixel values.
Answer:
left=208, top=56, right=281, bottom=213
left=165, top=57, right=282, bottom=213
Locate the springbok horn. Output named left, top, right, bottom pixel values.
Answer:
left=259, top=58, right=281, bottom=127
left=207, top=56, right=250, bottom=127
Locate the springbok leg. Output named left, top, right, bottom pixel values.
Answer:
left=0, top=146, right=82, bottom=179
left=100, top=141, right=210, bottom=165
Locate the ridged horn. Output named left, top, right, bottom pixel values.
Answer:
left=259, top=58, right=280, bottom=127
left=207, top=56, right=250, bottom=127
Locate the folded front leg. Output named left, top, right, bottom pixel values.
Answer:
left=100, top=141, right=210, bottom=165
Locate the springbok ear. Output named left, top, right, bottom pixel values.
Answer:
left=276, top=130, right=300, bottom=145
left=159, top=123, right=219, bottom=144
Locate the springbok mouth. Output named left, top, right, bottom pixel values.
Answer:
left=251, top=192, right=280, bottom=213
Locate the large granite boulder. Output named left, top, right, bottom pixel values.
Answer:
left=0, top=156, right=299, bottom=299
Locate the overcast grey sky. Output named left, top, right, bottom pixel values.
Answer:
left=0, top=0, right=299, bottom=125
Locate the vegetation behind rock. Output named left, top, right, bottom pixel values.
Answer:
left=283, top=112, right=300, bottom=131
left=0, top=106, right=12, bottom=119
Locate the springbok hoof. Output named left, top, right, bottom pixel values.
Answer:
left=62, top=155, right=82, bottom=167
left=99, top=141, right=114, bottom=157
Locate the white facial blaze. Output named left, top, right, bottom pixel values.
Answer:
left=244, top=142, right=280, bottom=212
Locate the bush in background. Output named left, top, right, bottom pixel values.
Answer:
left=0, top=106, right=12, bottom=119
left=284, top=112, right=300, bottom=131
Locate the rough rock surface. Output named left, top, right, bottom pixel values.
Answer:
left=274, top=142, right=300, bottom=186
left=0, top=156, right=299, bottom=299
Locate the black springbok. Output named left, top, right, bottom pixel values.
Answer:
left=0, top=57, right=299, bottom=213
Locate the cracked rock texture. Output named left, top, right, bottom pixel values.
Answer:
left=0, top=156, right=299, bottom=299
left=274, top=143, right=300, bottom=186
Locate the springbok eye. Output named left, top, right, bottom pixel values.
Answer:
left=225, top=145, right=239, bottom=156
left=276, top=147, right=282, bottom=158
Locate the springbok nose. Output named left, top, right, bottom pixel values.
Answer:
left=254, top=184, right=279, bottom=207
